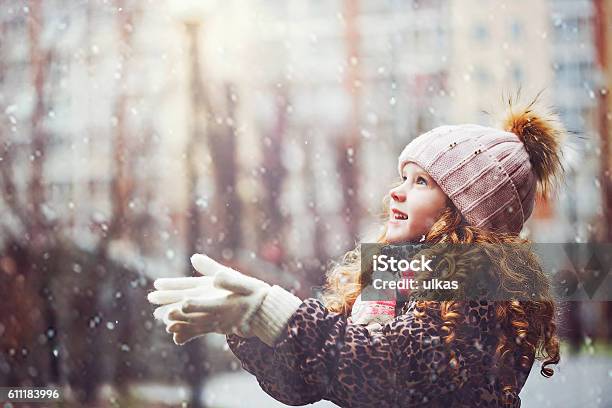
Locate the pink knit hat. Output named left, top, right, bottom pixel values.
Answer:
left=397, top=101, right=565, bottom=234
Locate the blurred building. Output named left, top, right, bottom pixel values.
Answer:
left=209, top=0, right=453, bottom=262
left=534, top=0, right=601, bottom=242
left=446, top=0, right=603, bottom=244
left=0, top=1, right=195, bottom=276
left=449, top=0, right=553, bottom=124
left=1, top=0, right=606, bottom=277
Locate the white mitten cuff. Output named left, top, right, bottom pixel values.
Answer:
left=250, top=285, right=303, bottom=346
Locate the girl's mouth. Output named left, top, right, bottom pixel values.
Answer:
left=390, top=208, right=408, bottom=221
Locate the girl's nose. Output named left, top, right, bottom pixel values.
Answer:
left=390, top=187, right=405, bottom=202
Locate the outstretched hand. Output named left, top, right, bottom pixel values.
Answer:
left=147, top=254, right=271, bottom=345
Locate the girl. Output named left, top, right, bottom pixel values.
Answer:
left=148, top=95, right=563, bottom=407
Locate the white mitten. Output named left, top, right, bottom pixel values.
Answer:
left=148, top=254, right=302, bottom=346
left=148, top=276, right=223, bottom=319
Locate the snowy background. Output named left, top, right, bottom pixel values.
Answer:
left=0, top=0, right=611, bottom=406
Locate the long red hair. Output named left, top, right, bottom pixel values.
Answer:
left=322, top=92, right=563, bottom=390
left=321, top=196, right=560, bottom=394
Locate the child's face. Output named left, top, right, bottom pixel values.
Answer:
left=386, top=162, right=449, bottom=243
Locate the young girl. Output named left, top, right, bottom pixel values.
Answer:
left=148, top=96, right=563, bottom=407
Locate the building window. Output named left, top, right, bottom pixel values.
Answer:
left=474, top=67, right=490, bottom=85
left=510, top=20, right=523, bottom=40
left=511, top=64, right=523, bottom=83
left=473, top=24, right=489, bottom=42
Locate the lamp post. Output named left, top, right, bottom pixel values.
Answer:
left=169, top=3, right=216, bottom=407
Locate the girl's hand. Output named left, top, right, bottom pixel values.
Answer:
left=148, top=276, right=220, bottom=305
left=148, top=273, right=230, bottom=344
left=147, top=254, right=272, bottom=345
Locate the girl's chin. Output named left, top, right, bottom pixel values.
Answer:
left=386, top=225, right=422, bottom=244
left=387, top=220, right=409, bottom=233
left=385, top=231, right=412, bottom=244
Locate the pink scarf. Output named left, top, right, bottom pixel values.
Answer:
left=350, top=268, right=415, bottom=327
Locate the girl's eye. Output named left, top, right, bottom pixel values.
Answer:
left=416, top=176, right=428, bottom=185
left=402, top=176, right=407, bottom=181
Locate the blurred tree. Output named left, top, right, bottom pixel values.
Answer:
left=0, top=0, right=59, bottom=389
left=0, top=1, right=175, bottom=403
left=258, top=87, right=288, bottom=267
left=102, top=0, right=140, bottom=249
left=302, top=130, right=329, bottom=293
left=593, top=0, right=612, bottom=341
left=206, top=84, right=242, bottom=257
left=336, top=0, right=363, bottom=245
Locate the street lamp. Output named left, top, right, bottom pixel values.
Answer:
left=167, top=5, right=217, bottom=408
left=168, top=0, right=215, bottom=26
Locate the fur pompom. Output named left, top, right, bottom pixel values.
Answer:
left=502, top=92, right=565, bottom=196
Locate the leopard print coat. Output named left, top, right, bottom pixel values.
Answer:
left=227, top=298, right=534, bottom=407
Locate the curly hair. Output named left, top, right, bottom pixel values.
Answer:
left=320, top=189, right=560, bottom=390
